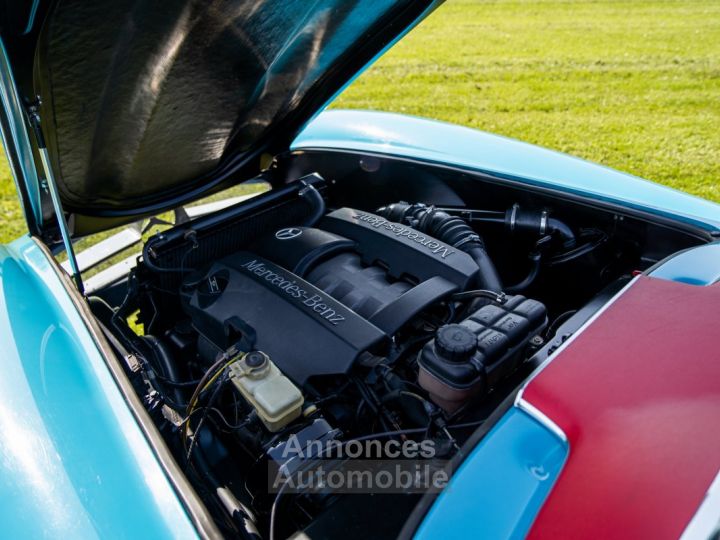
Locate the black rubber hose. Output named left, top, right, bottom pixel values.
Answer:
left=299, top=181, right=325, bottom=227
left=142, top=335, right=185, bottom=405
left=465, top=246, right=503, bottom=291
left=505, top=205, right=576, bottom=249
left=505, top=253, right=541, bottom=294
left=376, top=202, right=502, bottom=291
left=546, top=217, right=576, bottom=249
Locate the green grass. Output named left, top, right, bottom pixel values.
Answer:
left=1, top=0, right=718, bottom=244
left=0, top=154, right=26, bottom=242
left=333, top=0, right=720, bottom=198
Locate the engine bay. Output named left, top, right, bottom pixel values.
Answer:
left=92, top=166, right=705, bottom=539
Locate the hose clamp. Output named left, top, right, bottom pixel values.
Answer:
left=509, top=204, right=519, bottom=231
left=539, top=210, right=549, bottom=235
left=454, top=233, right=480, bottom=249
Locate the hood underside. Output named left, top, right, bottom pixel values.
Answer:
left=0, top=0, right=434, bottom=232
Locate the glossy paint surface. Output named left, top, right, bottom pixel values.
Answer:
left=649, top=242, right=720, bottom=285
left=523, top=275, right=720, bottom=540
left=0, top=50, right=717, bottom=539
left=414, top=408, right=567, bottom=540
left=294, top=110, right=720, bottom=231
left=415, top=246, right=720, bottom=539
left=0, top=235, right=197, bottom=539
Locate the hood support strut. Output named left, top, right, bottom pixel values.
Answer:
left=26, top=99, right=84, bottom=295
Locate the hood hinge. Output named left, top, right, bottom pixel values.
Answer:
left=25, top=98, right=84, bottom=295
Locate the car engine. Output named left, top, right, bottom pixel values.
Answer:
left=107, top=176, right=570, bottom=539
left=179, top=204, right=546, bottom=418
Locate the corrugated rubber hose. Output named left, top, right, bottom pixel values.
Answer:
left=376, top=202, right=503, bottom=292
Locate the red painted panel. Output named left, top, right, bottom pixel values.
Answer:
left=525, top=275, right=720, bottom=540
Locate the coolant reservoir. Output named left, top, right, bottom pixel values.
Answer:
left=229, top=351, right=304, bottom=432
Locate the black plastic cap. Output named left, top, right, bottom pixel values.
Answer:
left=435, top=324, right=477, bottom=363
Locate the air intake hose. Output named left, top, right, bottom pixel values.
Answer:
left=376, top=202, right=502, bottom=291
left=299, top=180, right=325, bottom=227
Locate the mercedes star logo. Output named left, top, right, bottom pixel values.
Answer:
left=275, top=227, right=302, bottom=240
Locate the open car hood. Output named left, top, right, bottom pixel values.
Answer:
left=0, top=0, right=436, bottom=234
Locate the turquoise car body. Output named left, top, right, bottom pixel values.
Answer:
left=1, top=106, right=719, bottom=537
left=293, top=109, right=720, bottom=233
left=1, top=17, right=720, bottom=533
left=0, top=236, right=198, bottom=539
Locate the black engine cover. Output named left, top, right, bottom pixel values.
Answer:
left=181, top=253, right=387, bottom=386
left=319, top=208, right=479, bottom=289
left=181, top=207, right=479, bottom=385
left=252, top=208, right=468, bottom=334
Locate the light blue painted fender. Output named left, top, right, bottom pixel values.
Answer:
left=293, top=110, right=720, bottom=232
left=648, top=242, right=720, bottom=286
left=413, top=407, right=568, bottom=540
left=0, top=235, right=198, bottom=539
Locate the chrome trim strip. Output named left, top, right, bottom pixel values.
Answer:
left=679, top=470, right=720, bottom=540
left=516, top=397, right=568, bottom=444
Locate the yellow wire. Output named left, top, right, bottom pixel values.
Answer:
left=183, top=352, right=244, bottom=443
